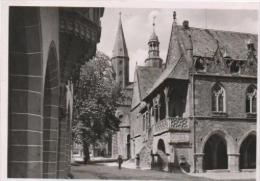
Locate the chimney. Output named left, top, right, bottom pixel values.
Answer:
left=183, top=20, right=189, bottom=29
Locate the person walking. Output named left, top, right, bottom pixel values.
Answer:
left=117, top=155, right=123, bottom=169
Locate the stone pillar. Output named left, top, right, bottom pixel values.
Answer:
left=168, top=145, right=175, bottom=172
left=194, top=153, right=204, bottom=173
left=57, top=84, right=68, bottom=178
left=164, top=154, right=171, bottom=172
left=154, top=154, right=158, bottom=169
left=8, top=7, right=43, bottom=178
left=228, top=153, right=240, bottom=172
left=164, top=87, right=169, bottom=118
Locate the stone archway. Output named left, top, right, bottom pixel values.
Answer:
left=157, top=139, right=167, bottom=170
left=203, top=134, right=228, bottom=170
left=239, top=134, right=256, bottom=169
left=42, top=42, right=59, bottom=178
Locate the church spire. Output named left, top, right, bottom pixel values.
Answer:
left=111, top=12, right=129, bottom=88
left=112, top=12, right=128, bottom=58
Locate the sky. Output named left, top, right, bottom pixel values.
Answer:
left=97, top=8, right=257, bottom=82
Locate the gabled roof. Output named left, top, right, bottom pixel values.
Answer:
left=131, top=66, right=162, bottom=109
left=112, top=15, right=128, bottom=58
left=145, top=20, right=258, bottom=99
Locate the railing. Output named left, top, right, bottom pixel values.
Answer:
left=153, top=117, right=190, bottom=135
left=168, top=117, right=189, bottom=130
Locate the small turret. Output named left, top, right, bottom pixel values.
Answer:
left=144, top=16, right=163, bottom=68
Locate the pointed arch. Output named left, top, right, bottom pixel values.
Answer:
left=245, top=84, right=256, bottom=113
left=203, top=133, right=228, bottom=170
left=211, top=83, right=226, bottom=112
left=239, top=131, right=256, bottom=169
left=42, top=41, right=60, bottom=178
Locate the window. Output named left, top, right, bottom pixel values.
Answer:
left=246, top=85, right=257, bottom=113
left=195, top=58, right=206, bottom=72
left=212, top=83, right=226, bottom=112
left=160, top=93, right=166, bottom=120
left=154, top=105, right=158, bottom=122
left=230, top=61, right=240, bottom=74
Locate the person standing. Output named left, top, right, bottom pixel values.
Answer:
left=117, top=155, right=123, bottom=169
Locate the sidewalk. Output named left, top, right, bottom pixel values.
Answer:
left=101, top=161, right=256, bottom=180
left=188, top=172, right=256, bottom=181
left=101, top=159, right=139, bottom=169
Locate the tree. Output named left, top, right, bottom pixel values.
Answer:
left=73, top=51, right=122, bottom=163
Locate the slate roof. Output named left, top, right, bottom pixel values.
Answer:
left=187, top=26, right=257, bottom=60
left=137, top=66, right=162, bottom=99
left=112, top=15, right=128, bottom=58
left=146, top=23, right=258, bottom=98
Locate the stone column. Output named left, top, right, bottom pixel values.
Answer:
left=228, top=153, right=240, bottom=172
left=164, top=87, right=169, bottom=118
left=8, top=7, right=43, bottom=178
left=157, top=94, right=161, bottom=121
left=194, top=153, right=204, bottom=173
left=154, top=154, right=159, bottom=170
left=56, top=84, right=68, bottom=178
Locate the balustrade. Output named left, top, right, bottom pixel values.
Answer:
left=153, top=117, right=190, bottom=135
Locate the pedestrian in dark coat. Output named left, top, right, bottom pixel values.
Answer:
left=117, top=155, right=123, bottom=169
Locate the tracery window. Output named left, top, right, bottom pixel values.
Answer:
left=212, top=83, right=226, bottom=112
left=246, top=85, right=257, bottom=113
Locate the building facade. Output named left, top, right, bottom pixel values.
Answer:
left=8, top=7, right=104, bottom=178
left=113, top=12, right=257, bottom=173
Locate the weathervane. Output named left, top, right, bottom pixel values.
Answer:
left=173, top=11, right=176, bottom=21
left=152, top=16, right=156, bottom=32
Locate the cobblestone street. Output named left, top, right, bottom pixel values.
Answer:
left=71, top=163, right=255, bottom=181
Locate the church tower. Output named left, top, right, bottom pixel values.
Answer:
left=144, top=18, right=163, bottom=68
left=111, top=12, right=129, bottom=88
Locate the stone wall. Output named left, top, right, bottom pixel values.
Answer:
left=192, top=75, right=256, bottom=172
left=194, top=75, right=256, bottom=118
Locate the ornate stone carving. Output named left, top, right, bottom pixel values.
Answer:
left=169, top=117, right=189, bottom=130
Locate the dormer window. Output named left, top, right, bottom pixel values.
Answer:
left=195, top=58, right=206, bottom=72
left=230, top=61, right=240, bottom=74
left=247, top=39, right=255, bottom=51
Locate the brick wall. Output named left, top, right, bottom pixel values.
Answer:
left=194, top=75, right=256, bottom=118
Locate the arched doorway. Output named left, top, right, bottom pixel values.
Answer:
left=157, top=139, right=167, bottom=170
left=43, top=42, right=59, bottom=178
left=203, top=134, right=228, bottom=170
left=239, top=134, right=256, bottom=169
